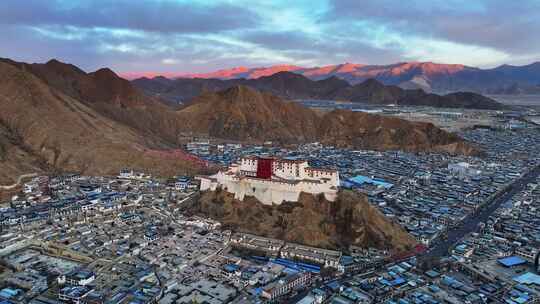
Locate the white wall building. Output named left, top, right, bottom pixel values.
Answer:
left=448, top=162, right=481, bottom=178
left=198, top=156, right=339, bottom=205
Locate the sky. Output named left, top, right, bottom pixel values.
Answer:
left=1, top=0, right=539, bottom=76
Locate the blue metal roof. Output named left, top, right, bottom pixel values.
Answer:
left=498, top=256, right=527, bottom=267
left=514, top=272, right=540, bottom=286
left=348, top=175, right=394, bottom=189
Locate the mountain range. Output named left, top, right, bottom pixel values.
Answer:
left=176, top=85, right=480, bottom=155
left=0, top=57, right=480, bottom=184
left=130, top=61, right=540, bottom=95
left=133, top=71, right=503, bottom=110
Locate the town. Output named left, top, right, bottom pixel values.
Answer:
left=1, top=108, right=540, bottom=304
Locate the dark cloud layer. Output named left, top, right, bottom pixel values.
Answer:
left=0, top=0, right=538, bottom=74
left=1, top=0, right=257, bottom=33
left=326, top=0, right=540, bottom=55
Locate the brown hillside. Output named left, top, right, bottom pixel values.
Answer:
left=178, top=85, right=481, bottom=155
left=1, top=58, right=183, bottom=144
left=0, top=57, right=481, bottom=183
left=4, top=57, right=481, bottom=157
left=178, top=85, right=320, bottom=142
left=318, top=110, right=481, bottom=155
left=194, top=189, right=416, bottom=252
left=0, top=61, right=206, bottom=183
left=0, top=123, right=47, bottom=184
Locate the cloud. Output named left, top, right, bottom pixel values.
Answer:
left=0, top=0, right=538, bottom=73
left=325, top=0, right=540, bottom=57
left=241, top=31, right=319, bottom=51
left=0, top=0, right=258, bottom=34
left=239, top=24, right=407, bottom=66
left=162, top=58, right=180, bottom=65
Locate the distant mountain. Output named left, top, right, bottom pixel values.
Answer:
left=134, top=72, right=503, bottom=110
left=176, top=85, right=320, bottom=142
left=486, top=83, right=540, bottom=95
left=131, top=61, right=540, bottom=95
left=185, top=64, right=304, bottom=80
left=429, top=62, right=540, bottom=93
left=175, top=85, right=481, bottom=155
left=329, top=79, right=503, bottom=109
left=132, top=71, right=350, bottom=103
left=176, top=62, right=470, bottom=84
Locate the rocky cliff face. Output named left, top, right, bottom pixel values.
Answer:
left=192, top=189, right=417, bottom=252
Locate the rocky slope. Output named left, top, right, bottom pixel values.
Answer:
left=176, top=85, right=482, bottom=155
left=317, top=110, right=480, bottom=155
left=177, top=85, right=320, bottom=142
left=0, top=122, right=47, bottom=184
left=129, top=61, right=540, bottom=94
left=1, top=58, right=183, bottom=144
left=192, top=189, right=417, bottom=252
left=0, top=60, right=207, bottom=184
left=134, top=72, right=503, bottom=109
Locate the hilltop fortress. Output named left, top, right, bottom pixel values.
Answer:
left=198, top=156, right=339, bottom=205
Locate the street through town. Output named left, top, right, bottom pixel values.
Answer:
left=424, top=164, right=540, bottom=259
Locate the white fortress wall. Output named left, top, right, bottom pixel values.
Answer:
left=199, top=156, right=339, bottom=205
left=231, top=177, right=336, bottom=205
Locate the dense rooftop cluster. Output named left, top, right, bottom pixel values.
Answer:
left=190, top=122, right=540, bottom=248
left=0, top=107, right=539, bottom=303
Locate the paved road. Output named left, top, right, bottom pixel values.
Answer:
left=423, top=164, right=540, bottom=259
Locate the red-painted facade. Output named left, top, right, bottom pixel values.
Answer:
left=256, top=157, right=273, bottom=179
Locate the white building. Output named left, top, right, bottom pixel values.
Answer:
left=448, top=162, right=481, bottom=178
left=198, top=156, right=339, bottom=205
left=119, top=168, right=134, bottom=179
left=280, top=243, right=342, bottom=268
left=57, top=269, right=95, bottom=286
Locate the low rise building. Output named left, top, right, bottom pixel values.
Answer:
left=58, top=269, right=95, bottom=286
left=230, top=233, right=284, bottom=257
left=281, top=243, right=342, bottom=268
left=58, top=286, right=93, bottom=304
left=261, top=272, right=311, bottom=301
